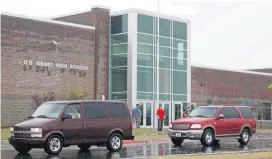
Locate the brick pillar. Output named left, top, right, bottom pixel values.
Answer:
left=90, top=7, right=110, bottom=100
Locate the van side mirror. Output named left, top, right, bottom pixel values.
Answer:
left=61, top=114, right=72, bottom=120
left=218, top=114, right=224, bottom=120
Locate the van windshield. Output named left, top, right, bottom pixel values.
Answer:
left=31, top=103, right=66, bottom=119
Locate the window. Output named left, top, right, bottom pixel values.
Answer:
left=110, top=92, right=127, bottom=100
left=111, top=34, right=128, bottom=44
left=137, top=54, right=153, bottom=67
left=107, top=103, right=127, bottom=118
left=111, top=15, right=128, bottom=34
left=172, top=71, right=187, bottom=94
left=138, top=43, right=153, bottom=54
left=218, top=108, right=228, bottom=118
left=111, top=67, right=127, bottom=92
left=207, top=99, right=213, bottom=105
left=159, top=37, right=170, bottom=47
left=226, top=107, right=240, bottom=119
left=218, top=107, right=240, bottom=119
left=159, top=94, right=170, bottom=100
left=111, top=43, right=128, bottom=54
left=138, top=33, right=153, bottom=44
left=159, top=47, right=170, bottom=57
left=64, top=104, right=82, bottom=119
left=173, top=49, right=187, bottom=59
left=173, top=21, right=187, bottom=40
left=159, top=69, right=171, bottom=93
left=238, top=107, right=254, bottom=119
left=84, top=102, right=107, bottom=118
left=159, top=18, right=171, bottom=37
left=137, top=92, right=154, bottom=100
left=111, top=54, right=127, bottom=67
left=189, top=107, right=218, bottom=118
left=138, top=14, right=153, bottom=34
left=173, top=59, right=187, bottom=71
left=172, top=94, right=187, bottom=101
left=137, top=67, right=153, bottom=92
left=32, top=103, right=66, bottom=119
left=173, top=39, right=187, bottom=50
left=159, top=56, right=170, bottom=69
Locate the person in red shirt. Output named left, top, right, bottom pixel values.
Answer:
left=156, top=104, right=165, bottom=131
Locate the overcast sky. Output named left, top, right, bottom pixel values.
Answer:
left=1, top=0, right=272, bottom=70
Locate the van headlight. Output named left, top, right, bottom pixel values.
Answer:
left=30, top=128, right=43, bottom=138
left=190, top=124, right=201, bottom=129
left=10, top=127, right=14, bottom=132
left=10, top=127, right=14, bottom=137
left=31, top=128, right=42, bottom=133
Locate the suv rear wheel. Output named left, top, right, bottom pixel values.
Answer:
left=171, top=138, right=184, bottom=146
left=238, top=129, right=250, bottom=145
left=106, top=133, right=123, bottom=152
left=201, top=129, right=214, bottom=146
left=44, top=134, right=63, bottom=155
left=14, top=146, right=32, bottom=154
left=77, top=144, right=91, bottom=151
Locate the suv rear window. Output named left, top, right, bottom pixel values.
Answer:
left=107, top=103, right=127, bottom=118
left=238, top=107, right=254, bottom=119
left=84, top=102, right=107, bottom=118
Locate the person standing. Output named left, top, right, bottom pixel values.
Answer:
left=182, top=110, right=189, bottom=118
left=135, top=104, right=142, bottom=128
left=156, top=104, right=165, bottom=131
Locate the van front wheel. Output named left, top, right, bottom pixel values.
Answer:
left=106, top=133, right=123, bottom=152
left=44, top=134, right=63, bottom=155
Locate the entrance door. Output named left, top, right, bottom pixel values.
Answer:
left=138, top=102, right=153, bottom=128
left=172, top=102, right=183, bottom=120
left=158, top=102, right=171, bottom=127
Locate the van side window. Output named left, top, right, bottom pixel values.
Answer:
left=64, top=104, right=82, bottom=119
left=84, top=102, right=107, bottom=118
left=107, top=103, right=127, bottom=118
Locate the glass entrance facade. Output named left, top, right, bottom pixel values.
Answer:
left=110, top=10, right=191, bottom=128
left=137, top=14, right=188, bottom=101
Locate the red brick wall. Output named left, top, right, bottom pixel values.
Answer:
left=54, top=7, right=110, bottom=100
left=1, top=15, right=97, bottom=127
left=192, top=66, right=272, bottom=107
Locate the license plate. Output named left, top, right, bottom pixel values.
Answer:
left=175, top=133, right=181, bottom=137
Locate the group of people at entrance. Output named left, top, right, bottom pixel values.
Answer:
left=133, top=104, right=190, bottom=131
left=134, top=104, right=165, bottom=131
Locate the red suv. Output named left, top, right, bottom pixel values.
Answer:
left=168, top=106, right=257, bottom=146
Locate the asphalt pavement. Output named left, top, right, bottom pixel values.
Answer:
left=2, top=137, right=272, bottom=159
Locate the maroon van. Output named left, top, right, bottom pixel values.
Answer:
left=9, top=100, right=134, bottom=155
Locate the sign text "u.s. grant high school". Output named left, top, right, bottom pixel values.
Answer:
left=23, top=60, right=89, bottom=71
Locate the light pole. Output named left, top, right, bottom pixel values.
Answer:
left=156, top=0, right=160, bottom=130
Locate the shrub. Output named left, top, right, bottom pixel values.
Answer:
left=68, top=89, right=88, bottom=100
left=32, top=92, right=56, bottom=107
